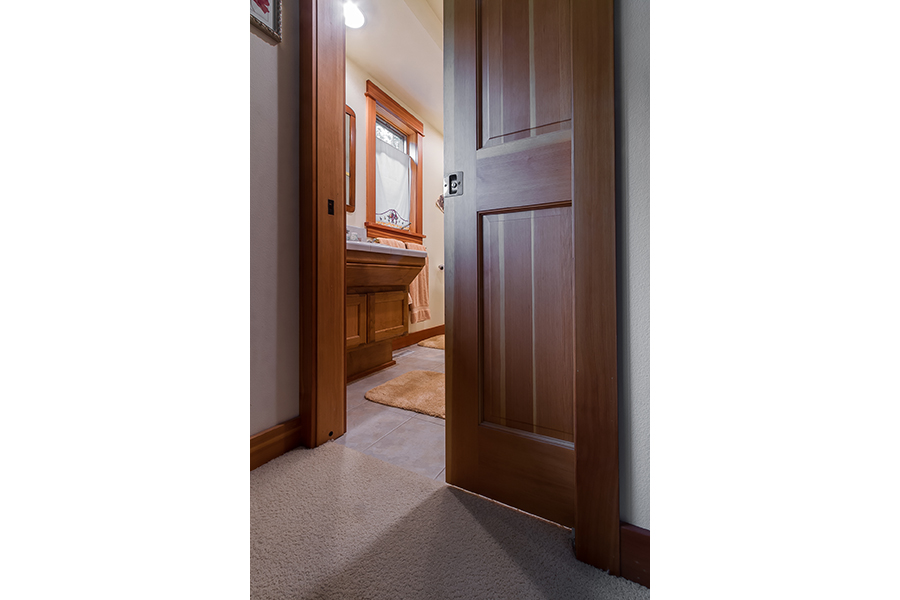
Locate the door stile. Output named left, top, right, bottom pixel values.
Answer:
left=444, top=0, right=480, bottom=491
left=573, top=0, right=620, bottom=574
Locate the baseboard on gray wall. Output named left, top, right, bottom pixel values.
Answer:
left=620, top=522, right=650, bottom=588
left=250, top=416, right=305, bottom=470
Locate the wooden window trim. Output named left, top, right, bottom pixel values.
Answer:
left=364, top=80, right=425, bottom=245
left=345, top=104, right=356, bottom=213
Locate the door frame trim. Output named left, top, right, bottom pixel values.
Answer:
left=572, top=0, right=621, bottom=574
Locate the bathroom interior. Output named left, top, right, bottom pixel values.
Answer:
left=335, top=0, right=447, bottom=481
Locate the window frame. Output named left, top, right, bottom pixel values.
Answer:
left=364, top=80, right=425, bottom=245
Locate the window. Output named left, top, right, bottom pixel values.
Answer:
left=365, top=80, right=425, bottom=245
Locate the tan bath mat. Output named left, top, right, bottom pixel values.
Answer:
left=365, top=370, right=445, bottom=419
left=417, top=334, right=445, bottom=350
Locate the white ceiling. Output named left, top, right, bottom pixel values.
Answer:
left=346, top=0, right=444, bottom=133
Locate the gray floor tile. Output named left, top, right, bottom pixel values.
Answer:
left=363, top=418, right=446, bottom=479
left=341, top=343, right=446, bottom=478
left=334, top=401, right=412, bottom=452
left=410, top=411, right=445, bottom=427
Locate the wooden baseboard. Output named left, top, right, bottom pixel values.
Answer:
left=391, top=324, right=445, bottom=351
left=347, top=360, right=396, bottom=383
left=620, top=522, right=650, bottom=588
left=250, top=416, right=305, bottom=471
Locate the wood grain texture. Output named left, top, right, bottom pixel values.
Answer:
left=368, top=291, right=409, bottom=343
left=345, top=249, right=425, bottom=290
left=296, top=0, right=318, bottom=449
left=346, top=359, right=397, bottom=383
left=315, top=0, right=347, bottom=446
left=620, top=523, right=650, bottom=588
left=475, top=130, right=572, bottom=213
left=346, top=340, right=395, bottom=381
left=445, top=0, right=481, bottom=492
left=345, top=104, right=356, bottom=213
left=365, top=80, right=424, bottom=135
left=477, top=424, right=576, bottom=526
left=479, top=0, right=573, bottom=148
left=572, top=0, right=619, bottom=574
left=391, top=324, right=446, bottom=350
left=345, top=294, right=366, bottom=349
left=481, top=207, right=574, bottom=443
left=448, top=0, right=579, bottom=527
left=250, top=417, right=305, bottom=470
left=363, top=223, right=425, bottom=245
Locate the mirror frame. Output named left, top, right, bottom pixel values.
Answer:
left=345, top=104, right=356, bottom=213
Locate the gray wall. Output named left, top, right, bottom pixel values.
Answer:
left=250, top=1, right=302, bottom=436
left=616, top=0, right=651, bottom=530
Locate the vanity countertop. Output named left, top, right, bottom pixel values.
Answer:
left=346, top=240, right=426, bottom=259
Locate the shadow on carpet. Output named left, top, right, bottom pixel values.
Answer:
left=251, top=443, right=649, bottom=600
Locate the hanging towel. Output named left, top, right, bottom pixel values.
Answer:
left=407, top=242, right=431, bottom=324
left=376, top=237, right=406, bottom=249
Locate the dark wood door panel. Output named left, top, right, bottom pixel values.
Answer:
left=476, top=424, right=575, bottom=526
left=479, top=0, right=572, bottom=148
left=447, top=0, right=619, bottom=576
left=481, top=206, right=574, bottom=443
left=475, top=130, right=572, bottom=213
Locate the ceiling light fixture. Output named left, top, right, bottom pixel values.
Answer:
left=344, top=2, right=365, bottom=29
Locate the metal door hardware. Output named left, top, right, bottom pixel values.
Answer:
left=444, top=172, right=464, bottom=197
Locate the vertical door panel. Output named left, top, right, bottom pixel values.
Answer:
left=447, top=0, right=619, bottom=573
left=479, top=0, right=572, bottom=148
left=481, top=208, right=574, bottom=443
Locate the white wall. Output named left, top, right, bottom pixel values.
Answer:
left=250, top=1, right=302, bottom=436
left=617, top=0, right=651, bottom=530
left=345, top=58, right=445, bottom=334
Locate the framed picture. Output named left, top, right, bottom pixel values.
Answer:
left=250, top=0, right=282, bottom=43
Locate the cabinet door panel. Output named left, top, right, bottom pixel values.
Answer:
left=367, top=291, right=408, bottom=343
left=346, top=294, right=367, bottom=349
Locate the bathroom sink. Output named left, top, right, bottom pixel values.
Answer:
left=346, top=240, right=426, bottom=259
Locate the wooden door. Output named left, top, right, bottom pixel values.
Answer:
left=445, top=0, right=620, bottom=572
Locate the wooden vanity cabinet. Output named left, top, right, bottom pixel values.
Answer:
left=368, top=291, right=408, bottom=343
left=345, top=246, right=425, bottom=381
left=345, top=294, right=367, bottom=349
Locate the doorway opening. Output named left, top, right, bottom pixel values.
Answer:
left=335, top=0, right=447, bottom=481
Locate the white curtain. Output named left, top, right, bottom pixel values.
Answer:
left=375, top=137, right=411, bottom=229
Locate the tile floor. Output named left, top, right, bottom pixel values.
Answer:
left=334, top=344, right=446, bottom=482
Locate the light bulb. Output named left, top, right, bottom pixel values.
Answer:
left=344, top=2, right=365, bottom=29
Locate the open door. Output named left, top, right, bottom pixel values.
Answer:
left=444, top=0, right=620, bottom=573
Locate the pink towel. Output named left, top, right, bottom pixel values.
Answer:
left=377, top=238, right=414, bottom=305
left=406, top=243, right=431, bottom=323
left=376, top=237, right=406, bottom=249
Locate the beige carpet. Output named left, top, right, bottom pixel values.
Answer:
left=417, top=334, right=445, bottom=349
left=251, top=443, right=649, bottom=600
left=365, top=370, right=445, bottom=419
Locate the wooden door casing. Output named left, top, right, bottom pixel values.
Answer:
left=445, top=0, right=619, bottom=573
left=297, top=0, right=347, bottom=449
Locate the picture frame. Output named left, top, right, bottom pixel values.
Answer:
left=250, top=0, right=282, bottom=43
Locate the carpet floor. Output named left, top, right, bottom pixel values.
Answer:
left=251, top=443, right=650, bottom=599
left=364, top=370, right=445, bottom=419
left=417, top=334, right=445, bottom=349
